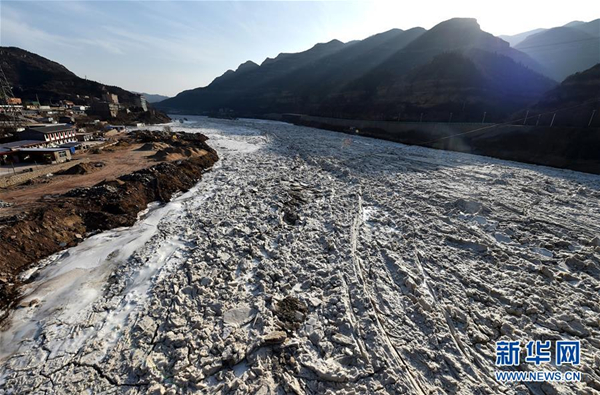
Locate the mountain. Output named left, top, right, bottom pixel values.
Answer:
left=138, top=93, right=170, bottom=103
left=499, top=28, right=546, bottom=46
left=0, top=46, right=141, bottom=105
left=346, top=18, right=546, bottom=93
left=375, top=49, right=556, bottom=121
left=568, top=19, right=600, bottom=36
left=528, top=63, right=600, bottom=127
left=515, top=19, right=600, bottom=81
left=157, top=18, right=554, bottom=121
left=157, top=38, right=350, bottom=114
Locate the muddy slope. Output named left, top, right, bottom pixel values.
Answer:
left=0, top=131, right=218, bottom=317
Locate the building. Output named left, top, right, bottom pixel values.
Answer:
left=34, top=117, right=55, bottom=123
left=15, top=147, right=72, bottom=164
left=70, top=105, right=87, bottom=115
left=0, top=140, right=66, bottom=164
left=0, top=104, right=23, bottom=113
left=19, top=124, right=77, bottom=146
left=7, top=98, right=22, bottom=105
left=89, top=102, right=119, bottom=118
left=60, top=141, right=89, bottom=152
left=75, top=132, right=93, bottom=142
left=0, top=149, right=12, bottom=165
left=58, top=116, right=75, bottom=124
left=0, top=140, right=49, bottom=150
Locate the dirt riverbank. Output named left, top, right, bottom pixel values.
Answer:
left=0, top=130, right=218, bottom=319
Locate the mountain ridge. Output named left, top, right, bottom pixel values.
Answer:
left=157, top=18, right=556, bottom=121
left=0, top=46, right=142, bottom=105
left=515, top=19, right=600, bottom=81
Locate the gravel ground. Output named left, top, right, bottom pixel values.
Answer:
left=1, top=117, right=599, bottom=394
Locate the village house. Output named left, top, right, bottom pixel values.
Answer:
left=75, top=132, right=93, bottom=142
left=0, top=104, right=23, bottom=113
left=69, top=105, right=88, bottom=116
left=0, top=140, right=49, bottom=150
left=0, top=140, right=52, bottom=165
left=0, top=148, right=11, bottom=165
left=58, top=116, right=75, bottom=124
left=15, top=147, right=72, bottom=164
left=18, top=124, right=77, bottom=146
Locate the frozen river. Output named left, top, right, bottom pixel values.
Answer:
left=1, top=117, right=599, bottom=394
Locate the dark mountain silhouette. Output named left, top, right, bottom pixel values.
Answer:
left=515, top=19, right=600, bottom=81
left=0, top=46, right=140, bottom=105
left=526, top=63, right=600, bottom=127
left=377, top=49, right=556, bottom=122
left=157, top=18, right=554, bottom=121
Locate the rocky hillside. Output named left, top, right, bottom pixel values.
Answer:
left=1, top=46, right=141, bottom=105
left=527, top=63, right=600, bottom=127
left=157, top=18, right=556, bottom=121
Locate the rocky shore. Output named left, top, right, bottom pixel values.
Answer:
left=0, top=130, right=218, bottom=319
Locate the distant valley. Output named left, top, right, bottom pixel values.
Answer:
left=137, top=93, right=171, bottom=103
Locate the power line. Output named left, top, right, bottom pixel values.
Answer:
left=0, top=65, right=23, bottom=133
left=417, top=98, right=600, bottom=146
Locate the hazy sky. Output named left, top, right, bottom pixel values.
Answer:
left=0, top=1, right=595, bottom=96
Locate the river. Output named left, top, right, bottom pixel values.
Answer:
left=1, top=116, right=599, bottom=394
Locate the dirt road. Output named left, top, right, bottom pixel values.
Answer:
left=0, top=142, right=157, bottom=213
left=1, top=117, right=599, bottom=394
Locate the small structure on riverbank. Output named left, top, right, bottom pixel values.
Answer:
left=15, top=147, right=72, bottom=164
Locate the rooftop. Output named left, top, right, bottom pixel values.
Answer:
left=17, top=148, right=71, bottom=152
left=59, top=142, right=82, bottom=147
left=0, top=140, right=45, bottom=149
left=26, top=124, right=75, bottom=134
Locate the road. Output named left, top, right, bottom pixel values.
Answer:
left=1, top=117, right=599, bottom=394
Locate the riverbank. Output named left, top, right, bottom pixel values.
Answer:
left=270, top=114, right=600, bottom=175
left=0, top=129, right=218, bottom=319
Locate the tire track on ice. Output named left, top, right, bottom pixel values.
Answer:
left=349, top=186, right=429, bottom=395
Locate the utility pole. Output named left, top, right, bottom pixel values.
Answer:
left=448, top=112, right=453, bottom=123
left=550, top=113, right=556, bottom=127
left=482, top=112, right=487, bottom=124
left=523, top=110, right=529, bottom=125
left=0, top=65, right=23, bottom=135
left=536, top=114, right=541, bottom=126
left=589, top=110, right=597, bottom=127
